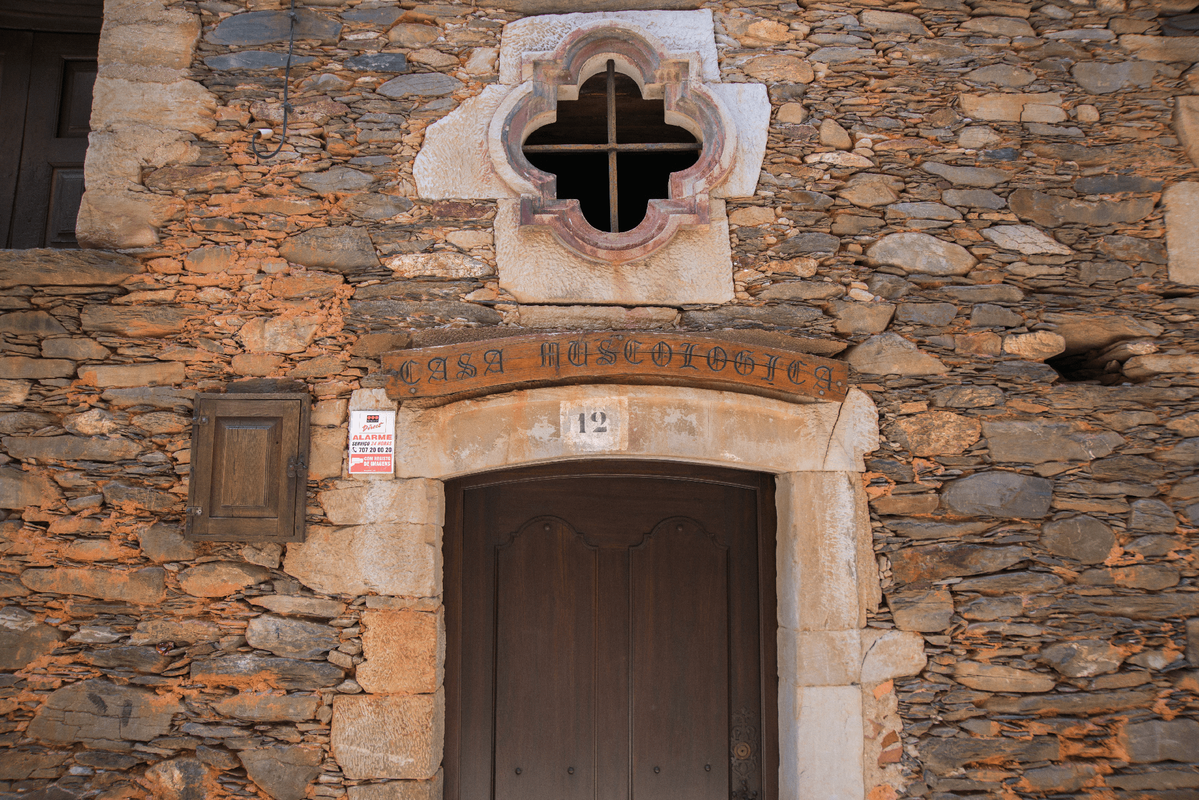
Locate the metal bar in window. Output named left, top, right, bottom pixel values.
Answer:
left=523, top=142, right=703, bottom=153
left=606, top=59, right=619, bottom=233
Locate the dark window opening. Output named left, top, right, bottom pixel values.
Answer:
left=523, top=61, right=700, bottom=234
left=1046, top=338, right=1159, bottom=384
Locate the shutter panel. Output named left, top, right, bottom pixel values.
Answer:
left=187, top=393, right=310, bottom=542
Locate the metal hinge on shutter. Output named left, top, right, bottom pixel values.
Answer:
left=183, top=506, right=203, bottom=536
left=286, top=455, right=307, bottom=478
left=192, top=414, right=209, bottom=424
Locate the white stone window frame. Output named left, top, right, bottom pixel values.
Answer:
left=414, top=10, right=771, bottom=307
left=297, top=385, right=926, bottom=800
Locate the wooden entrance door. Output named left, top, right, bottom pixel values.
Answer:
left=445, top=462, right=778, bottom=800
left=0, top=29, right=98, bottom=248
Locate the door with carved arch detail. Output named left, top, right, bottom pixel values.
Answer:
left=445, top=462, right=778, bottom=800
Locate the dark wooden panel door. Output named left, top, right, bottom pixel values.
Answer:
left=446, top=462, right=778, bottom=800
left=4, top=31, right=97, bottom=248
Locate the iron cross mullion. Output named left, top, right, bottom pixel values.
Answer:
left=606, top=59, right=619, bottom=234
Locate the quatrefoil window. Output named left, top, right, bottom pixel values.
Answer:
left=522, top=60, right=701, bottom=235
left=489, top=25, right=739, bottom=265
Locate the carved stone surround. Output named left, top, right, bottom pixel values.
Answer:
left=414, top=10, right=771, bottom=306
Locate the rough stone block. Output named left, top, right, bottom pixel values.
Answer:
left=20, top=567, right=166, bottom=604
left=860, top=629, right=926, bottom=683
left=80, top=306, right=198, bottom=338
left=212, top=692, right=320, bottom=722
left=890, top=543, right=1030, bottom=585
left=144, top=757, right=217, bottom=800
left=239, top=745, right=323, bottom=800
left=1165, top=182, right=1199, bottom=285
left=887, top=588, right=954, bottom=633
left=868, top=232, right=978, bottom=277
left=310, top=426, right=346, bottom=479
left=952, top=661, right=1055, bottom=693
left=780, top=685, right=863, bottom=800
left=776, top=472, right=868, bottom=631
left=844, top=332, right=948, bottom=376
left=0, top=467, right=63, bottom=509
left=319, top=480, right=444, bottom=527
left=777, top=628, right=860, bottom=686
left=942, top=471, right=1053, bottom=518
left=0, top=249, right=142, bottom=289
left=333, top=690, right=444, bottom=780
left=0, top=357, right=76, bottom=379
left=358, top=608, right=444, bottom=694
left=0, top=607, right=62, bottom=670
left=99, top=14, right=200, bottom=70
left=190, top=655, right=343, bottom=690
left=207, top=9, right=341, bottom=45
left=1041, top=515, right=1117, bottom=564
left=284, top=524, right=441, bottom=597
left=246, top=615, right=340, bottom=660
left=91, top=77, right=217, bottom=135
left=238, top=315, right=321, bottom=355
left=178, top=562, right=271, bottom=598
left=347, top=773, right=444, bottom=800
left=27, top=679, right=182, bottom=748
left=78, top=362, right=186, bottom=388
left=278, top=227, right=380, bottom=272
left=1121, top=719, right=1199, bottom=763
left=0, top=310, right=67, bottom=336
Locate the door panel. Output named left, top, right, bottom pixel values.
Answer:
left=494, top=518, right=597, bottom=800
left=631, top=518, right=728, bottom=800
left=446, top=461, right=778, bottom=800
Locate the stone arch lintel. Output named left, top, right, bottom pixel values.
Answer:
left=392, top=384, right=879, bottom=480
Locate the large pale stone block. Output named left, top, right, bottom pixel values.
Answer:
left=284, top=524, right=441, bottom=597
left=825, top=388, right=880, bottom=473
left=78, top=362, right=186, bottom=388
left=333, top=690, right=444, bottom=780
left=497, top=10, right=721, bottom=85
left=860, top=629, right=927, bottom=683
left=414, top=86, right=517, bottom=201
left=91, top=78, right=218, bottom=135
left=393, top=386, right=877, bottom=479
left=780, top=685, right=864, bottom=800
left=347, top=772, right=443, bottom=800
left=494, top=198, right=735, bottom=306
left=1165, top=182, right=1199, bottom=286
left=309, top=426, right=346, bottom=480
left=318, top=480, right=444, bottom=527
left=76, top=191, right=185, bottom=249
left=776, top=472, right=870, bottom=631
left=98, top=16, right=200, bottom=71
left=358, top=608, right=444, bottom=694
left=778, top=629, right=861, bottom=686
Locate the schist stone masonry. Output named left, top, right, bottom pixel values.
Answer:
left=1, top=1, right=1198, bottom=800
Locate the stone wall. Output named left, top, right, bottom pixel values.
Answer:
left=2, top=0, right=1199, bottom=798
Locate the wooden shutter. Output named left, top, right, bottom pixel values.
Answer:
left=186, top=393, right=311, bottom=542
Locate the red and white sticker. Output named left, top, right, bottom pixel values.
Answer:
left=348, top=409, right=396, bottom=474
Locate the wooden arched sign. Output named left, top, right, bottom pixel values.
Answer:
left=382, top=332, right=848, bottom=406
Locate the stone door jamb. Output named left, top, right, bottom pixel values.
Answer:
left=309, top=384, right=922, bottom=800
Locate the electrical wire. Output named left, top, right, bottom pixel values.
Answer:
left=249, top=0, right=297, bottom=161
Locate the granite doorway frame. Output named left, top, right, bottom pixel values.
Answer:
left=325, top=383, right=903, bottom=800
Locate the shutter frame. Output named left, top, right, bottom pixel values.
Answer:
left=186, top=392, right=311, bottom=542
